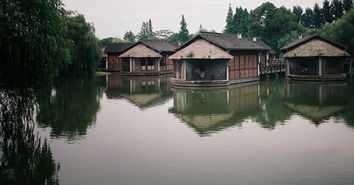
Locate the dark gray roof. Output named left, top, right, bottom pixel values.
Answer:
left=139, top=40, right=177, bottom=52
left=281, top=33, right=347, bottom=52
left=104, top=42, right=136, bottom=54
left=180, top=33, right=272, bottom=51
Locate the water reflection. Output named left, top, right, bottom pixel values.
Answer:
left=0, top=88, right=59, bottom=185
left=169, top=82, right=261, bottom=135
left=36, top=77, right=102, bottom=140
left=256, top=79, right=293, bottom=128
left=170, top=79, right=354, bottom=135
left=285, top=82, right=349, bottom=124
left=106, top=74, right=173, bottom=109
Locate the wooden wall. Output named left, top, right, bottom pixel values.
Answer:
left=229, top=51, right=258, bottom=80
left=159, top=53, right=173, bottom=72
left=160, top=54, right=173, bottom=71
left=107, top=54, right=123, bottom=71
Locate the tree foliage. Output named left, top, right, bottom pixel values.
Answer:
left=138, top=19, right=155, bottom=40
left=224, top=4, right=234, bottom=33
left=231, top=7, right=249, bottom=36
left=320, top=7, right=354, bottom=55
left=0, top=0, right=101, bottom=85
left=293, top=6, right=303, bottom=23
left=123, top=31, right=136, bottom=42
left=0, top=0, right=71, bottom=84
left=98, top=37, right=124, bottom=47
left=178, top=15, right=191, bottom=43
left=63, top=12, right=101, bottom=75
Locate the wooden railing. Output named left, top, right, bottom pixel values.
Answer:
left=260, top=59, right=286, bottom=75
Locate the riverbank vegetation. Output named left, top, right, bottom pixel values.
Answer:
left=0, top=0, right=101, bottom=86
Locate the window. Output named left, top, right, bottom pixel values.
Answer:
left=141, top=59, right=156, bottom=71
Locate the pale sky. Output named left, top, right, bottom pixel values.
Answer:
left=62, top=0, right=323, bottom=39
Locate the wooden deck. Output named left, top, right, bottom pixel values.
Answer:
left=260, top=59, right=286, bottom=75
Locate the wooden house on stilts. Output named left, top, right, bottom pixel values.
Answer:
left=281, top=34, right=351, bottom=81
left=168, top=33, right=273, bottom=87
left=119, top=40, right=177, bottom=75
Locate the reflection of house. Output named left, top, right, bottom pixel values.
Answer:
left=105, top=74, right=172, bottom=109
left=168, top=33, right=273, bottom=87
left=105, top=42, right=136, bottom=71
left=285, top=81, right=347, bottom=123
left=281, top=34, right=351, bottom=81
left=119, top=41, right=177, bottom=75
left=169, top=82, right=260, bottom=135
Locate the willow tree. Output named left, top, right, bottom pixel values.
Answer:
left=63, top=12, right=101, bottom=75
left=0, top=0, right=71, bottom=84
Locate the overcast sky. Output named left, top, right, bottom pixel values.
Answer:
left=62, top=0, right=323, bottom=39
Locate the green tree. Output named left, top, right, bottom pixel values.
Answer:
left=313, top=3, right=324, bottom=28
left=322, top=0, right=333, bottom=23
left=138, top=20, right=155, bottom=40
left=320, top=7, right=354, bottom=55
left=263, top=6, right=302, bottom=51
left=278, top=28, right=313, bottom=49
left=293, top=6, right=303, bottom=23
left=98, top=37, right=124, bottom=47
left=123, top=31, right=136, bottom=42
left=331, top=0, right=344, bottom=20
left=179, top=15, right=190, bottom=43
left=231, top=7, right=249, bottom=36
left=302, top=8, right=315, bottom=28
left=148, top=19, right=153, bottom=36
left=248, top=2, right=276, bottom=37
left=0, top=0, right=71, bottom=84
left=167, top=33, right=180, bottom=43
left=63, top=12, right=101, bottom=75
left=224, top=4, right=234, bottom=33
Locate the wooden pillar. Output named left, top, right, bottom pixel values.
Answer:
left=105, top=57, right=108, bottom=70
left=257, top=52, right=261, bottom=76
left=226, top=60, right=229, bottom=81
left=129, top=58, right=133, bottom=72
left=319, top=58, right=323, bottom=76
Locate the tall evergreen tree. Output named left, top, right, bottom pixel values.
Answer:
left=293, top=6, right=303, bottom=23
left=322, top=0, right=333, bottom=23
left=302, top=8, right=315, bottom=28
left=123, top=31, right=136, bottom=42
left=224, top=4, right=234, bottom=33
left=331, top=0, right=344, bottom=20
left=139, top=22, right=148, bottom=40
left=313, top=3, right=324, bottom=28
left=148, top=19, right=153, bottom=36
left=232, top=7, right=249, bottom=36
left=179, top=15, right=190, bottom=43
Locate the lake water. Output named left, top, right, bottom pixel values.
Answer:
left=1, top=74, right=354, bottom=185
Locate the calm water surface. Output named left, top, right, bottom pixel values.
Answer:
left=2, top=74, right=354, bottom=185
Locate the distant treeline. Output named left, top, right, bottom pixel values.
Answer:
left=98, top=14, right=194, bottom=47
left=103, top=0, right=353, bottom=56
left=223, top=0, right=354, bottom=54
left=0, top=0, right=101, bottom=85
